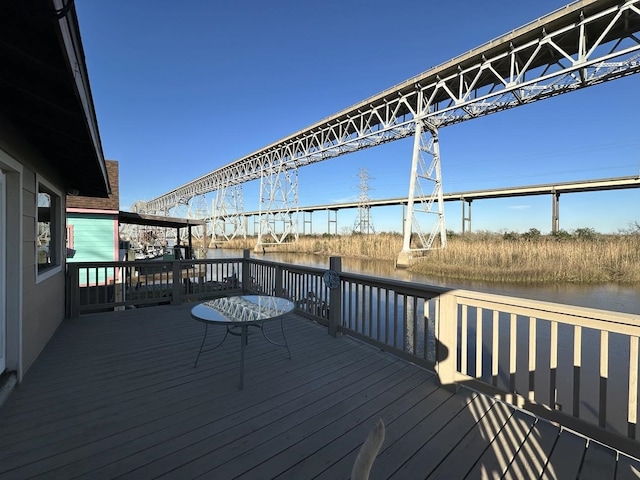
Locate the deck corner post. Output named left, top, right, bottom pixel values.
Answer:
left=66, top=263, right=80, bottom=318
left=171, top=261, right=182, bottom=304
left=275, top=264, right=284, bottom=297
left=241, top=249, right=251, bottom=293
left=328, top=256, right=342, bottom=338
left=436, top=292, right=459, bottom=391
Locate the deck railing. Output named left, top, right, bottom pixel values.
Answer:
left=435, top=290, right=639, bottom=455
left=66, top=257, right=244, bottom=316
left=65, top=251, right=639, bottom=455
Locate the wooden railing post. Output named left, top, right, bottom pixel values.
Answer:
left=275, top=264, right=284, bottom=298
left=241, top=249, right=251, bottom=293
left=328, top=256, right=342, bottom=338
left=171, top=261, right=182, bottom=305
left=66, top=263, right=80, bottom=318
left=436, top=292, right=459, bottom=391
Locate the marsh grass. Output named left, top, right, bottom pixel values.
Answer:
left=421, top=234, right=640, bottom=283
left=223, top=234, right=403, bottom=260
left=222, top=232, right=640, bottom=283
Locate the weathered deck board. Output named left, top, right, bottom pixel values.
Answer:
left=541, top=428, right=588, bottom=479
left=0, top=303, right=638, bottom=480
left=579, top=441, right=617, bottom=479
left=502, top=418, right=560, bottom=480
left=617, top=453, right=640, bottom=480
left=464, top=409, right=537, bottom=478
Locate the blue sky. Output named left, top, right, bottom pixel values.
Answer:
left=76, top=0, right=639, bottom=234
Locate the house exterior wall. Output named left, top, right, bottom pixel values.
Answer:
left=67, top=214, right=118, bottom=262
left=0, top=115, right=67, bottom=379
left=66, top=213, right=118, bottom=285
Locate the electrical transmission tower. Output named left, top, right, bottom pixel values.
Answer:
left=353, top=168, right=375, bottom=234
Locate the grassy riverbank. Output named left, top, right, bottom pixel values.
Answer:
left=221, top=230, right=640, bottom=283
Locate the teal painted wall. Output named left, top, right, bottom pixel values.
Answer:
left=67, top=214, right=117, bottom=284
left=67, top=214, right=116, bottom=262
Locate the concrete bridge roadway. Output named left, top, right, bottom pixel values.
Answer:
left=234, top=175, right=640, bottom=235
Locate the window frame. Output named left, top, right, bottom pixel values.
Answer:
left=36, top=176, right=64, bottom=283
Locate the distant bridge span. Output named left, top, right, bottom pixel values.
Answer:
left=133, top=0, right=640, bottom=265
left=235, top=175, right=640, bottom=234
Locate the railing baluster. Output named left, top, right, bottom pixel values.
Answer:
left=476, top=307, right=483, bottom=379
left=629, top=336, right=639, bottom=440
left=573, top=325, right=582, bottom=418
left=492, top=310, right=499, bottom=387
left=403, top=294, right=408, bottom=353
left=550, top=320, right=558, bottom=409
left=423, top=298, right=429, bottom=361
left=509, top=313, right=516, bottom=397
left=354, top=283, right=360, bottom=333
left=461, top=305, right=468, bottom=375
left=376, top=286, right=381, bottom=342
left=413, top=296, right=418, bottom=357
left=433, top=296, right=439, bottom=365
left=393, top=291, right=399, bottom=349
left=364, top=285, right=369, bottom=336
left=384, top=289, right=389, bottom=344
left=599, top=330, right=609, bottom=428
left=369, top=286, right=378, bottom=340
left=92, top=267, right=98, bottom=305
left=529, top=317, right=536, bottom=402
left=344, top=280, right=350, bottom=329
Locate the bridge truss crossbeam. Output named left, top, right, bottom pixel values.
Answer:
left=255, top=166, right=299, bottom=249
left=212, top=184, right=246, bottom=244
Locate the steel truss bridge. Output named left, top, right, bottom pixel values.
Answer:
left=131, top=0, right=640, bottom=266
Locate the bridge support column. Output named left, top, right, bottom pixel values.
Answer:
left=551, top=191, right=560, bottom=233
left=327, top=209, right=338, bottom=235
left=212, top=185, right=246, bottom=246
left=462, top=198, right=472, bottom=234
left=255, top=166, right=299, bottom=251
left=397, top=120, right=447, bottom=268
left=188, top=195, right=210, bottom=250
left=302, top=211, right=312, bottom=235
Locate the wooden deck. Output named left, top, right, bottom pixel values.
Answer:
left=0, top=304, right=638, bottom=479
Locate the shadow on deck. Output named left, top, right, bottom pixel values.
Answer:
left=0, top=304, right=638, bottom=479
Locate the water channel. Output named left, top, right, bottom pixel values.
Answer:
left=209, top=248, right=640, bottom=315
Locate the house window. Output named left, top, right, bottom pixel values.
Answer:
left=37, top=183, right=61, bottom=273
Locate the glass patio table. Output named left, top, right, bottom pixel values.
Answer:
left=191, top=295, right=295, bottom=389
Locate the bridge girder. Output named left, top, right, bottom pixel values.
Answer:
left=136, top=0, right=640, bottom=237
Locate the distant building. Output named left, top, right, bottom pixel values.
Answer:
left=66, top=160, right=120, bottom=284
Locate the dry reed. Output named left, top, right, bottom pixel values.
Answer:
left=220, top=233, right=640, bottom=283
